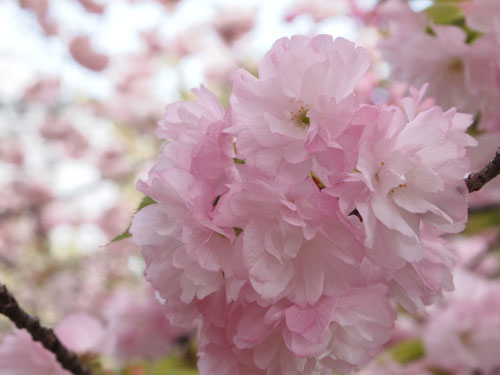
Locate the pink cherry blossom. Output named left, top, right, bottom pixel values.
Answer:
left=328, top=85, right=475, bottom=269
left=229, top=34, right=370, bottom=184
left=197, top=285, right=395, bottom=374
left=215, top=178, right=363, bottom=306
left=130, top=87, right=237, bottom=326
left=130, top=34, right=475, bottom=375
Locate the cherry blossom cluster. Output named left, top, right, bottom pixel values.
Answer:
left=130, top=34, right=476, bottom=374
left=377, top=0, right=500, bottom=133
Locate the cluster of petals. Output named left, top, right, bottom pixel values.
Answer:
left=131, top=34, right=475, bottom=374
left=377, top=0, right=500, bottom=133
left=423, top=270, right=500, bottom=375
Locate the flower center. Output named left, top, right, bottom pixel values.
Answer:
left=447, top=58, right=464, bottom=75
left=290, top=104, right=310, bottom=129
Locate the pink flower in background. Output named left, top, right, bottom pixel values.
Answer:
left=381, top=25, right=476, bottom=115
left=100, top=288, right=189, bottom=362
left=69, top=35, right=109, bottom=72
left=0, top=313, right=102, bottom=375
left=284, top=0, right=348, bottom=23
left=212, top=7, right=255, bottom=45
left=77, top=0, right=105, bottom=14
left=39, top=117, right=89, bottom=158
left=0, top=330, right=70, bottom=375
left=424, top=271, right=500, bottom=374
left=54, top=313, right=105, bottom=354
left=378, top=1, right=500, bottom=132
left=465, top=0, right=500, bottom=34
left=0, top=138, right=24, bottom=165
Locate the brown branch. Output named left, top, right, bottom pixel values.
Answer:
left=467, top=230, right=500, bottom=271
left=0, top=283, right=91, bottom=375
left=466, top=147, right=500, bottom=193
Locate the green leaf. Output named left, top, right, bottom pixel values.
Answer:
left=233, top=157, right=246, bottom=164
left=110, top=230, right=132, bottom=243
left=424, top=3, right=464, bottom=25
left=464, top=207, right=500, bottom=235
left=109, top=195, right=156, bottom=243
left=390, top=338, right=425, bottom=364
left=144, top=356, right=199, bottom=375
left=424, top=4, right=483, bottom=44
left=427, top=367, right=453, bottom=375
left=464, top=26, right=483, bottom=44
left=137, top=195, right=156, bottom=211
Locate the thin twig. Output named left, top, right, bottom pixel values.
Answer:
left=0, top=283, right=91, bottom=375
left=466, top=148, right=500, bottom=193
left=467, top=230, right=500, bottom=271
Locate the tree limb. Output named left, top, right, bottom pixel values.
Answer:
left=0, top=283, right=91, bottom=375
left=466, top=148, right=500, bottom=193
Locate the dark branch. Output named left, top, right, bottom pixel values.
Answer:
left=0, top=283, right=91, bottom=375
left=466, top=147, right=500, bottom=193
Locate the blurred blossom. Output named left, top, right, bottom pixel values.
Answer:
left=54, top=313, right=105, bottom=354
left=69, top=35, right=110, bottom=72
left=100, top=286, right=190, bottom=362
left=0, top=138, right=24, bottom=165
left=167, top=27, right=205, bottom=59
left=424, top=270, right=500, bottom=375
left=0, top=180, right=52, bottom=215
left=354, top=355, right=430, bottom=375
left=96, top=146, right=134, bottom=180
left=450, top=234, right=500, bottom=275
left=95, top=202, right=133, bottom=238
left=212, top=7, right=256, bottom=45
left=18, top=0, right=58, bottom=35
left=465, top=0, right=500, bottom=34
left=0, top=330, right=70, bottom=375
left=77, top=0, right=106, bottom=15
left=39, top=117, right=89, bottom=158
left=0, top=312, right=103, bottom=375
left=22, top=78, right=61, bottom=104
left=284, top=0, right=349, bottom=23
